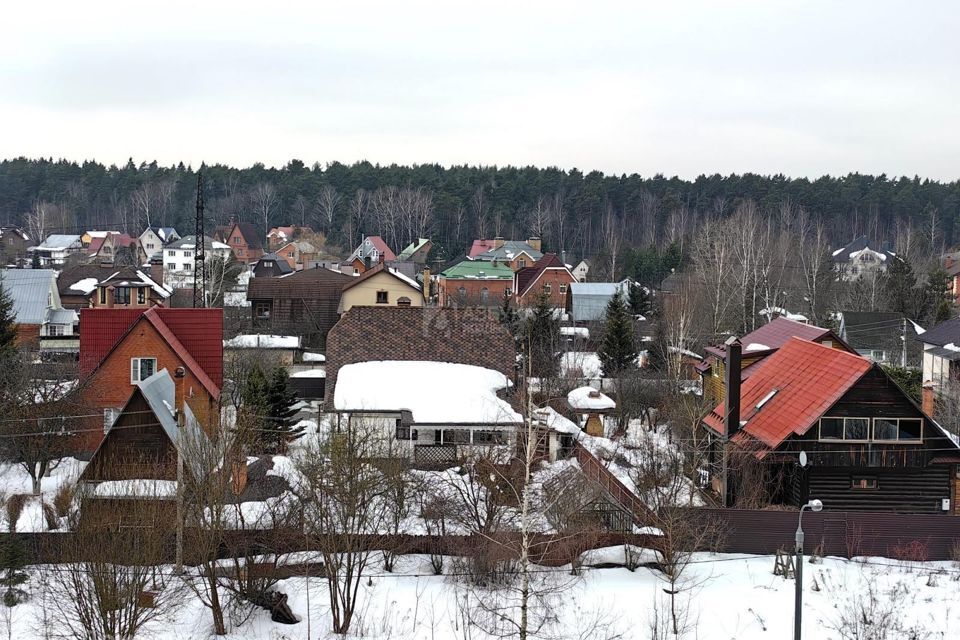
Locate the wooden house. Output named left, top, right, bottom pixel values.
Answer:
left=252, top=252, right=294, bottom=278
left=90, top=267, right=171, bottom=309
left=337, top=263, right=424, bottom=314
left=246, top=266, right=354, bottom=349
left=703, top=337, right=960, bottom=513
left=0, top=227, right=32, bottom=266
left=698, top=317, right=853, bottom=408
left=77, top=307, right=223, bottom=454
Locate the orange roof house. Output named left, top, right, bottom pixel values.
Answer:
left=703, top=337, right=960, bottom=512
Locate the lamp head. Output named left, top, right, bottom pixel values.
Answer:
left=808, top=499, right=823, bottom=512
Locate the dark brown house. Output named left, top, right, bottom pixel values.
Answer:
left=325, top=306, right=517, bottom=406
left=246, top=266, right=354, bottom=349
left=703, top=337, right=960, bottom=513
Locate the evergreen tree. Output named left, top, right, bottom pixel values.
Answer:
left=922, top=267, right=952, bottom=325
left=0, top=282, right=21, bottom=406
left=497, top=290, right=521, bottom=351
left=523, top=293, right=560, bottom=378
left=30, top=252, right=40, bottom=270
left=264, top=367, right=303, bottom=454
left=0, top=535, right=27, bottom=606
left=883, top=257, right=918, bottom=316
left=0, top=283, right=18, bottom=355
left=241, top=363, right=270, bottom=451
left=627, top=282, right=653, bottom=318
left=598, top=291, right=638, bottom=377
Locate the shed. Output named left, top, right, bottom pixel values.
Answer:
left=568, top=281, right=630, bottom=322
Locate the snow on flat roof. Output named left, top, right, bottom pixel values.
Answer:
left=69, top=277, right=99, bottom=294
left=334, top=360, right=521, bottom=423
left=744, top=343, right=770, bottom=352
left=290, top=369, right=325, bottom=378
left=561, top=327, right=590, bottom=338
left=224, top=334, right=301, bottom=349
left=567, top=386, right=616, bottom=411
left=303, top=352, right=325, bottom=362
left=533, top=406, right=580, bottom=434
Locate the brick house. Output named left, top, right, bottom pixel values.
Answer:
left=215, top=222, right=264, bottom=263
left=246, top=266, right=354, bottom=349
left=267, top=226, right=314, bottom=251
left=77, top=307, right=223, bottom=454
left=513, top=253, right=577, bottom=307
left=275, top=240, right=321, bottom=271
left=437, top=259, right=513, bottom=307
left=469, top=237, right=543, bottom=272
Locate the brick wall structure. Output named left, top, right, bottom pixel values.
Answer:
left=325, top=306, right=517, bottom=405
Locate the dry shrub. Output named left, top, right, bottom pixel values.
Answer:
left=41, top=501, right=57, bottom=531
left=5, top=495, right=28, bottom=533
left=53, top=481, right=74, bottom=518
left=890, top=540, right=929, bottom=570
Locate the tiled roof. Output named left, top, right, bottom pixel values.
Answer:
left=79, top=307, right=223, bottom=397
left=516, top=253, right=566, bottom=296
left=703, top=338, right=871, bottom=452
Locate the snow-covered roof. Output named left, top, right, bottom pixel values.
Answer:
left=744, top=343, right=770, bottom=352
left=561, top=327, right=590, bottom=339
left=290, top=369, right=325, bottom=378
left=567, top=386, right=616, bottom=411
left=69, top=277, right=99, bottom=294
left=533, top=406, right=581, bottom=434
left=223, top=334, right=302, bottom=350
left=302, top=352, right=325, bottom=362
left=334, top=360, right=521, bottom=423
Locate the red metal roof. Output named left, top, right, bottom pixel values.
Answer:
left=367, top=236, right=396, bottom=261
left=468, top=239, right=496, bottom=258
left=703, top=337, right=872, bottom=452
left=79, top=308, right=223, bottom=395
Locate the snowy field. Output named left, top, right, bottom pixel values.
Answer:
left=0, top=551, right=956, bottom=639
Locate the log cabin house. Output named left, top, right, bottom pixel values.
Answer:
left=702, top=337, right=960, bottom=513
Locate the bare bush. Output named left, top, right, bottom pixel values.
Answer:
left=830, top=581, right=930, bottom=640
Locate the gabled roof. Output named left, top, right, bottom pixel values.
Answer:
left=341, top=262, right=422, bottom=293
left=918, top=316, right=960, bottom=348
left=349, top=235, right=396, bottom=262
left=97, top=266, right=172, bottom=298
left=79, top=308, right=223, bottom=398
left=704, top=317, right=839, bottom=360
left=167, top=235, right=229, bottom=251
left=268, top=226, right=295, bottom=239
left=256, top=253, right=293, bottom=274
left=475, top=240, right=543, bottom=263
left=233, top=222, right=263, bottom=250
left=703, top=338, right=873, bottom=452
left=839, top=311, right=918, bottom=351
left=398, top=238, right=431, bottom=261
left=468, top=239, right=497, bottom=258
left=35, top=234, right=81, bottom=250
left=515, top=253, right=570, bottom=296
left=831, top=236, right=897, bottom=263
left=0, top=269, right=57, bottom=324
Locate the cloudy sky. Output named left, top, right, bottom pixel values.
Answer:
left=1, top=1, right=957, bottom=179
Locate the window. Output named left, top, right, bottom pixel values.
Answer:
left=146, top=243, right=155, bottom=249
left=518, top=259, right=526, bottom=268
left=505, top=288, right=512, bottom=296
left=442, top=429, right=471, bottom=444
left=114, top=287, right=131, bottom=305
left=559, top=282, right=568, bottom=294
left=46, top=324, right=64, bottom=337
left=353, top=268, right=359, bottom=275
left=395, top=424, right=418, bottom=440
left=184, top=251, right=193, bottom=258
left=137, top=288, right=145, bottom=305
left=851, top=476, right=878, bottom=490
left=254, top=302, right=272, bottom=319
left=263, top=261, right=273, bottom=268
left=376, top=291, right=389, bottom=304
left=167, top=250, right=175, bottom=257
left=473, top=430, right=506, bottom=445
left=183, top=263, right=192, bottom=271
left=873, top=418, right=923, bottom=442
left=543, top=283, right=552, bottom=295
left=480, top=287, right=489, bottom=304
left=98, top=287, right=106, bottom=305
left=130, top=357, right=157, bottom=383
left=458, top=287, right=467, bottom=302
left=397, top=296, right=412, bottom=307
left=870, top=350, right=886, bottom=362
left=819, top=417, right=869, bottom=441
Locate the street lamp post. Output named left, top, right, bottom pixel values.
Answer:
left=794, top=498, right=823, bottom=640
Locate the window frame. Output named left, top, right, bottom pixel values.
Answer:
left=130, top=357, right=157, bottom=384
left=819, top=416, right=923, bottom=443
left=818, top=416, right=871, bottom=442
left=872, top=417, right=923, bottom=443
left=137, top=288, right=146, bottom=305
left=114, top=287, right=131, bottom=305
left=254, top=301, right=272, bottom=319
left=376, top=290, right=389, bottom=304
left=851, top=476, right=878, bottom=490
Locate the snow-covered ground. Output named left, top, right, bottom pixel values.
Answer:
left=0, top=458, right=86, bottom=532
left=2, top=551, right=956, bottom=639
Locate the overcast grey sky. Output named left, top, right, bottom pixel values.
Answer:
left=1, top=1, right=958, bottom=179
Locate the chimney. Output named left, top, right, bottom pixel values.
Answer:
left=723, top=336, right=742, bottom=438
left=561, top=249, right=567, bottom=266
left=528, top=236, right=542, bottom=252
left=422, top=267, right=431, bottom=299
left=379, top=252, right=385, bottom=264
left=922, top=381, right=936, bottom=418
left=230, top=458, right=248, bottom=496
left=364, top=256, right=371, bottom=271
left=494, top=236, right=505, bottom=249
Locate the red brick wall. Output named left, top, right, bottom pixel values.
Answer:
left=438, top=278, right=511, bottom=307
left=78, top=319, right=218, bottom=453
left=518, top=269, right=575, bottom=307
left=15, top=324, right=39, bottom=347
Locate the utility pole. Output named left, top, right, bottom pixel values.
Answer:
left=174, top=366, right=186, bottom=574
left=794, top=497, right=823, bottom=640
left=901, top=316, right=907, bottom=368
left=193, top=172, right=206, bottom=309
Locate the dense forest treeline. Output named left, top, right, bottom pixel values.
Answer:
left=2, top=157, right=959, bottom=282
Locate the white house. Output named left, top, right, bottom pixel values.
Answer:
left=29, top=235, right=83, bottom=267
left=831, top=236, right=898, bottom=281
left=162, top=235, right=232, bottom=289
left=572, top=260, right=590, bottom=283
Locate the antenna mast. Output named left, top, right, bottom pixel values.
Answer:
left=193, top=172, right=206, bottom=308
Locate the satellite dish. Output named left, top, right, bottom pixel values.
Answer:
left=799, top=451, right=808, bottom=468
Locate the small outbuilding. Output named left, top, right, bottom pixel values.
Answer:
left=567, top=386, right=616, bottom=437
